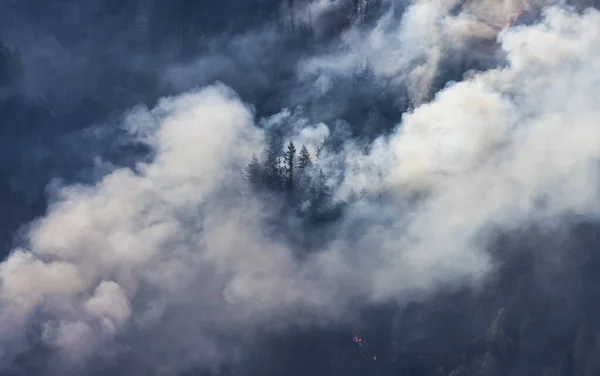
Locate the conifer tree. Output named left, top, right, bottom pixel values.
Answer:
left=309, top=169, right=332, bottom=215
left=244, top=154, right=262, bottom=191
left=283, top=141, right=296, bottom=195
left=298, top=145, right=313, bottom=170
left=264, top=140, right=282, bottom=191
left=317, top=169, right=332, bottom=210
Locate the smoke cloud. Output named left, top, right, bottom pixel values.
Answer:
left=1, top=0, right=600, bottom=375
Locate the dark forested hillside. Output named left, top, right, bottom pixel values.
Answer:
left=237, top=130, right=600, bottom=376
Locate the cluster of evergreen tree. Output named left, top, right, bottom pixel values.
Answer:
left=244, top=140, right=337, bottom=221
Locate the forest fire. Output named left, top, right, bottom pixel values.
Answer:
left=351, top=334, right=387, bottom=362
left=503, top=1, right=531, bottom=30
left=352, top=334, right=364, bottom=346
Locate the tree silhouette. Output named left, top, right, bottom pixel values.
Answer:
left=244, top=153, right=263, bottom=191
left=298, top=145, right=313, bottom=170
left=263, top=139, right=283, bottom=192
left=309, top=169, right=332, bottom=216
left=283, top=141, right=296, bottom=196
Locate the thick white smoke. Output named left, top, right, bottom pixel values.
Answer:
left=334, top=5, right=600, bottom=298
left=301, top=0, right=559, bottom=104
left=1, top=2, right=600, bottom=374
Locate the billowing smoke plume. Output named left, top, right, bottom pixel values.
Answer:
left=1, top=0, right=600, bottom=375
left=302, top=0, right=554, bottom=104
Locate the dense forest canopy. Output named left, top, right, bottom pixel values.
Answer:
left=1, top=1, right=600, bottom=376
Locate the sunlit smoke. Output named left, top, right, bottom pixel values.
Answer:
left=0, top=1, right=600, bottom=375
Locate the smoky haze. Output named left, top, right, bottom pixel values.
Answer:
left=1, top=1, right=600, bottom=375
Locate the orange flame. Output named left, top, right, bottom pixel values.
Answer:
left=352, top=334, right=364, bottom=346
left=503, top=1, right=530, bottom=31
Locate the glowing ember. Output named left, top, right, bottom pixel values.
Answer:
left=352, top=334, right=364, bottom=346
left=350, top=333, right=386, bottom=362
